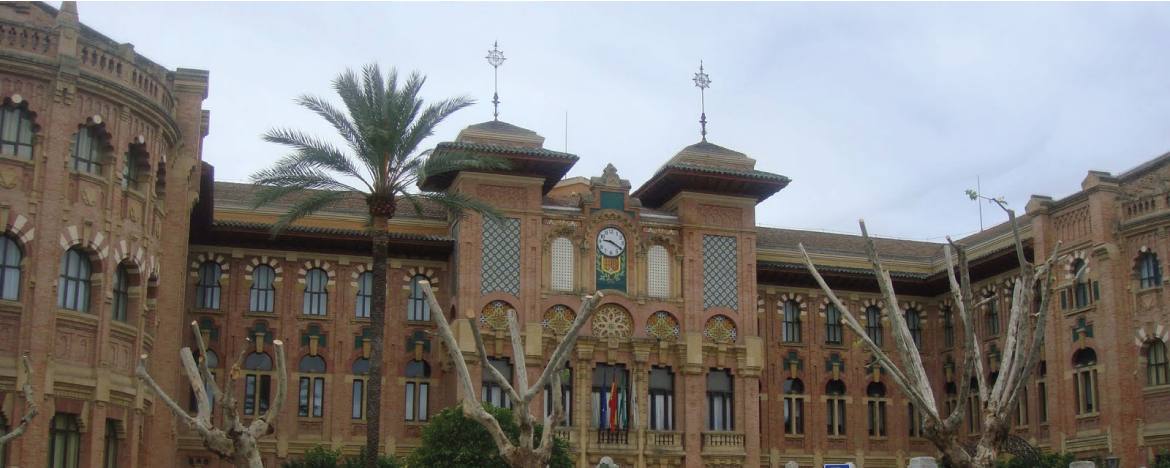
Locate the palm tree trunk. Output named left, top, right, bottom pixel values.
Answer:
left=366, top=214, right=390, bottom=468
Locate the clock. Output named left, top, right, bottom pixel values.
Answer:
left=596, top=227, right=626, bottom=257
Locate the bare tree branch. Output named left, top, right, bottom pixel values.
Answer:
left=0, top=354, right=39, bottom=445
left=423, top=278, right=604, bottom=468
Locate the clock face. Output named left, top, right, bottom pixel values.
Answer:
left=596, top=227, right=626, bottom=257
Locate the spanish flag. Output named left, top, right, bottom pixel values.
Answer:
left=608, top=372, right=618, bottom=431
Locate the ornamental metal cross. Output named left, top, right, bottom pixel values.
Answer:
left=486, top=41, right=506, bottom=121
left=693, top=61, right=712, bottom=141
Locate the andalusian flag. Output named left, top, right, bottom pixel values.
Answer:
left=613, top=372, right=622, bottom=430
left=599, top=372, right=608, bottom=429
left=617, top=373, right=627, bottom=430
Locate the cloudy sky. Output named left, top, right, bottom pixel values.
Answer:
left=66, top=2, right=1170, bottom=241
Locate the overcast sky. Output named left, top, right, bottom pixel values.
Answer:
left=64, top=2, right=1170, bottom=241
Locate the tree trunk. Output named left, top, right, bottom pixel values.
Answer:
left=235, top=438, right=265, bottom=468
left=366, top=213, right=390, bottom=468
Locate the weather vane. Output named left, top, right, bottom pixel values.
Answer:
left=485, top=41, right=506, bottom=121
left=692, top=61, right=712, bottom=142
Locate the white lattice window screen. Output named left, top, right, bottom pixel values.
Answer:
left=551, top=237, right=574, bottom=292
left=648, top=245, right=670, bottom=298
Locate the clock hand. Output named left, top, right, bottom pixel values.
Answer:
left=603, top=239, right=622, bottom=250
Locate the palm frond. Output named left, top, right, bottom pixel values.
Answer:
left=268, top=189, right=354, bottom=236
left=410, top=150, right=511, bottom=188
left=248, top=165, right=363, bottom=209
left=294, top=94, right=367, bottom=159
left=403, top=191, right=505, bottom=225
left=261, top=128, right=371, bottom=190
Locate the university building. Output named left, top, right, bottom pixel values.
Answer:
left=0, top=3, right=1166, bottom=468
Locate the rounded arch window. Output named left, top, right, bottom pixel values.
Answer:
left=1073, top=348, right=1097, bottom=367
left=825, top=379, right=846, bottom=396
left=243, top=352, right=272, bottom=371
left=0, top=102, right=35, bottom=158
left=406, top=360, right=431, bottom=378
left=58, top=248, right=92, bottom=312
left=352, top=358, right=371, bottom=375
left=1149, top=340, right=1169, bottom=386
left=0, top=234, right=22, bottom=301
left=866, top=382, right=887, bottom=398
left=783, top=378, right=804, bottom=394
left=298, top=355, right=326, bottom=373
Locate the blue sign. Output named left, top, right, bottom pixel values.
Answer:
left=825, top=465, right=852, bottom=468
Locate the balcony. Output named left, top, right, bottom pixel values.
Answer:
left=595, top=429, right=630, bottom=445
left=646, top=430, right=684, bottom=454
left=701, top=431, right=745, bottom=453
left=551, top=426, right=578, bottom=450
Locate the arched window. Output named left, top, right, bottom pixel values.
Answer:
left=865, top=306, right=883, bottom=347
left=825, top=380, right=847, bottom=436
left=58, top=248, right=91, bottom=312
left=351, top=358, right=371, bottom=420
left=407, top=274, right=429, bottom=321
left=943, top=307, right=955, bottom=348
left=1140, top=252, right=1162, bottom=289
left=825, top=304, right=843, bottom=345
left=0, top=104, right=34, bottom=158
left=909, top=401, right=924, bottom=438
left=550, top=236, right=574, bottom=292
left=1150, top=340, right=1169, bottom=386
left=302, top=268, right=328, bottom=316
left=905, top=308, right=922, bottom=349
left=71, top=126, right=103, bottom=175
left=406, top=360, right=431, bottom=422
left=47, top=413, right=81, bottom=468
left=112, top=265, right=130, bottom=322
left=0, top=235, right=22, bottom=301
left=648, top=244, right=670, bottom=298
left=249, top=265, right=275, bottom=313
left=1073, top=348, right=1098, bottom=415
left=1038, top=361, right=1049, bottom=424
left=783, top=378, right=805, bottom=435
left=482, top=358, right=513, bottom=409
left=648, top=366, right=674, bottom=430
left=355, top=271, right=372, bottom=318
left=782, top=300, right=802, bottom=343
left=243, top=352, right=273, bottom=415
left=967, top=378, right=982, bottom=433
left=706, top=370, right=733, bottom=431
left=944, top=382, right=958, bottom=417
left=195, top=261, right=221, bottom=310
left=1073, top=259, right=1089, bottom=309
left=867, top=382, right=888, bottom=437
left=985, top=293, right=1000, bottom=336
left=298, top=355, right=326, bottom=418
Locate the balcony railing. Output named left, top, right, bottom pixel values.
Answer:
left=552, top=426, right=575, bottom=446
left=595, top=429, right=629, bottom=445
left=701, top=431, right=745, bottom=450
left=647, top=430, right=683, bottom=450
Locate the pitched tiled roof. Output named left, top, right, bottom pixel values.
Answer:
left=953, top=214, right=1032, bottom=247
left=213, top=182, right=447, bottom=219
left=757, top=226, right=944, bottom=260
left=758, top=260, right=930, bottom=280
left=435, top=141, right=578, bottom=160
left=463, top=120, right=541, bottom=137
left=657, top=163, right=790, bottom=182
left=212, top=220, right=453, bottom=242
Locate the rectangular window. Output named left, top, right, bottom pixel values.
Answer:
left=909, top=403, right=923, bottom=438
left=702, top=235, right=738, bottom=311
left=298, top=377, right=324, bottom=417
left=827, top=398, right=846, bottom=436
left=591, top=365, right=631, bottom=430
left=103, top=420, right=119, bottom=468
left=352, top=379, right=365, bottom=420
left=407, top=276, right=430, bottom=321
left=648, top=245, right=670, bottom=298
left=867, top=400, right=887, bottom=437
left=784, top=396, right=804, bottom=435
left=1075, top=369, right=1098, bottom=415
left=1038, top=381, right=1048, bottom=423
left=544, top=382, right=572, bottom=427
left=1016, top=391, right=1029, bottom=426
left=825, top=305, right=843, bottom=345
left=550, top=237, right=574, bottom=292
left=481, top=358, right=513, bottom=409
left=648, top=367, right=674, bottom=431
left=245, top=374, right=271, bottom=416
left=943, top=310, right=955, bottom=348
left=706, top=370, right=733, bottom=431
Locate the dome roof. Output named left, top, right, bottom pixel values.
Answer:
left=456, top=120, right=545, bottom=148
left=665, top=140, right=756, bottom=172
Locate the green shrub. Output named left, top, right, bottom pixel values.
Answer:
left=406, top=403, right=571, bottom=468
left=281, top=445, right=400, bottom=468
left=996, top=451, right=1076, bottom=468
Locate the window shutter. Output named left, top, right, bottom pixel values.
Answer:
left=1060, top=291, right=1067, bottom=310
left=1093, top=281, right=1100, bottom=301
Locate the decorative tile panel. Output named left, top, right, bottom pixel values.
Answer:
left=481, top=218, right=520, bottom=296
left=703, top=314, right=738, bottom=344
left=550, top=237, right=574, bottom=292
left=542, top=304, right=576, bottom=334
left=645, top=311, right=680, bottom=341
left=703, top=235, right=738, bottom=311
left=591, top=304, right=632, bottom=338
left=479, top=300, right=514, bottom=330
left=648, top=245, right=670, bottom=298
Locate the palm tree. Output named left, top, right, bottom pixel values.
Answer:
left=250, top=63, right=507, bottom=468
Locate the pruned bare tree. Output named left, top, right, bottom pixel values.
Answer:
left=420, top=280, right=603, bottom=468
left=799, top=204, right=1062, bottom=468
left=137, top=321, right=288, bottom=468
left=0, top=354, right=38, bottom=445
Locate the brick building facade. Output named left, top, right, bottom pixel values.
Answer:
left=0, top=3, right=1167, bottom=468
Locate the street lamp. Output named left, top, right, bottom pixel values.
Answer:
left=1105, top=456, right=1121, bottom=468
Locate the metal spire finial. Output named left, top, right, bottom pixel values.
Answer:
left=485, top=41, right=506, bottom=121
left=692, top=61, right=712, bottom=142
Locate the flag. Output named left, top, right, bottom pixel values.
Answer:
left=631, top=375, right=639, bottom=430
left=599, top=371, right=608, bottom=429
left=617, top=373, right=627, bottom=430
left=613, top=372, right=622, bottom=432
